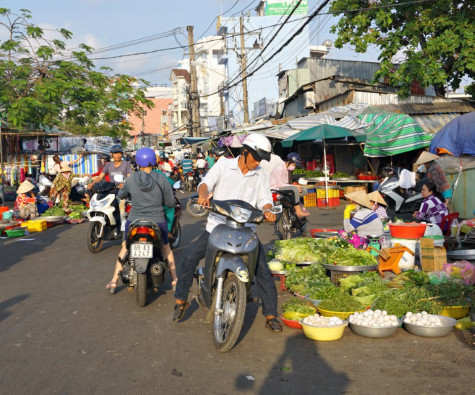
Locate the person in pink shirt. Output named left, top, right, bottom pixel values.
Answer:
left=269, top=152, right=309, bottom=218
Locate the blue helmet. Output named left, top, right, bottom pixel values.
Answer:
left=110, top=144, right=123, bottom=154
left=135, top=147, right=157, bottom=167
left=286, top=152, right=302, bottom=167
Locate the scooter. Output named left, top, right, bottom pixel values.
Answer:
left=119, top=218, right=168, bottom=307
left=183, top=171, right=196, bottom=192
left=194, top=199, right=281, bottom=352
left=378, top=166, right=424, bottom=220
left=271, top=189, right=310, bottom=239
left=86, top=175, right=126, bottom=253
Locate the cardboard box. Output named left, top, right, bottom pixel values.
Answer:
left=420, top=246, right=447, bottom=272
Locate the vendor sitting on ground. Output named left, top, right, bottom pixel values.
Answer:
left=367, top=190, right=388, bottom=219
left=413, top=182, right=449, bottom=227
left=14, top=180, right=39, bottom=220
left=343, top=190, right=384, bottom=236
left=49, top=165, right=80, bottom=214
left=269, top=152, right=309, bottom=218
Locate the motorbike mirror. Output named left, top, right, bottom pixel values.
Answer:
left=270, top=206, right=283, bottom=214
left=113, top=174, right=125, bottom=183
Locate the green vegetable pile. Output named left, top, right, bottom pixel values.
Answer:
left=42, top=206, right=66, bottom=216
left=274, top=238, right=377, bottom=266
left=285, top=262, right=327, bottom=295
left=318, top=293, right=366, bottom=312
left=293, top=169, right=324, bottom=178
left=281, top=297, right=316, bottom=315
left=330, top=171, right=351, bottom=179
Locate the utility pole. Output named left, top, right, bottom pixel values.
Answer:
left=239, top=16, right=250, bottom=125
left=187, top=25, right=201, bottom=137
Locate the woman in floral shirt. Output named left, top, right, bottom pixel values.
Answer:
left=14, top=180, right=39, bottom=219
left=49, top=165, right=80, bottom=213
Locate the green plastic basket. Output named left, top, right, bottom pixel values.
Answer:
left=5, top=228, right=25, bottom=237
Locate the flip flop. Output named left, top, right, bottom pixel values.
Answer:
left=106, top=281, right=117, bottom=295
left=173, top=301, right=189, bottom=322
left=265, top=317, right=283, bottom=333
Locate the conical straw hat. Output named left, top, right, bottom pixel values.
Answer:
left=414, top=151, right=439, bottom=166
left=367, top=191, right=387, bottom=206
left=17, top=180, right=35, bottom=194
left=344, top=190, right=373, bottom=209
left=60, top=165, right=73, bottom=172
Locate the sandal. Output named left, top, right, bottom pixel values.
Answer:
left=265, top=317, right=283, bottom=333
left=106, top=281, right=117, bottom=295
left=173, top=300, right=189, bottom=322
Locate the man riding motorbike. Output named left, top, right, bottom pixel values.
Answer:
left=105, top=147, right=177, bottom=294
left=172, top=133, right=283, bottom=333
left=269, top=152, right=309, bottom=218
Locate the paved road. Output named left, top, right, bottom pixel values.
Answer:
left=1, top=194, right=473, bottom=394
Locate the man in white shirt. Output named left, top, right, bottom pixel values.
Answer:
left=173, top=134, right=282, bottom=333
left=195, top=153, right=208, bottom=169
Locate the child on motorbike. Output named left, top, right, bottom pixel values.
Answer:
left=106, top=147, right=177, bottom=294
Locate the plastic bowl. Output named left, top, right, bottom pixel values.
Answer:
left=440, top=306, right=470, bottom=319
left=281, top=315, right=302, bottom=329
left=403, top=315, right=456, bottom=337
left=389, top=223, right=427, bottom=239
left=318, top=307, right=367, bottom=320
left=300, top=320, right=348, bottom=341
left=282, top=308, right=316, bottom=321
left=349, top=322, right=400, bottom=338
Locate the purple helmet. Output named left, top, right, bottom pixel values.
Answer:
left=135, top=147, right=157, bottom=167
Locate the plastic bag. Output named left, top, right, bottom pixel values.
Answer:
left=442, top=261, right=475, bottom=285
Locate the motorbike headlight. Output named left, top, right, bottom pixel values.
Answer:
left=229, top=206, right=252, bottom=223
left=91, top=200, right=107, bottom=210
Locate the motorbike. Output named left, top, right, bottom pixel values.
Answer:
left=184, top=170, right=196, bottom=192
left=193, top=199, right=281, bottom=352
left=378, top=166, right=424, bottom=220
left=271, top=189, right=310, bottom=239
left=186, top=193, right=209, bottom=218
left=119, top=218, right=168, bottom=307
left=86, top=175, right=126, bottom=253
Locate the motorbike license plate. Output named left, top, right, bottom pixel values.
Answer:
left=188, top=176, right=194, bottom=180
left=130, top=243, right=153, bottom=258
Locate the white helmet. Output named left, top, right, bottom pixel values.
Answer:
left=242, top=133, right=272, bottom=162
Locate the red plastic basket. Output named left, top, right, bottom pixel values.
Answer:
left=281, top=316, right=303, bottom=329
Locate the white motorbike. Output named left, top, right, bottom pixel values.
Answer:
left=86, top=175, right=127, bottom=253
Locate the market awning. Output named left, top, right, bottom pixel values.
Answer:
left=358, top=112, right=432, bottom=157
left=179, top=137, right=209, bottom=145
left=429, top=111, right=475, bottom=156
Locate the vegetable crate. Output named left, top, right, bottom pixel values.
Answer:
left=22, top=219, right=47, bottom=233
left=327, top=269, right=352, bottom=286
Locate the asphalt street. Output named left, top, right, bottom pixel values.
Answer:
left=0, top=193, right=473, bottom=394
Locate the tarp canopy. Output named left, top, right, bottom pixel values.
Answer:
left=429, top=111, right=475, bottom=156
left=358, top=112, right=432, bottom=157
left=281, top=124, right=365, bottom=148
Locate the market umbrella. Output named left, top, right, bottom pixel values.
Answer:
left=281, top=124, right=366, bottom=203
left=429, top=111, right=475, bottom=156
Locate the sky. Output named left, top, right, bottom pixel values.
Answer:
left=1, top=1, right=382, bottom=119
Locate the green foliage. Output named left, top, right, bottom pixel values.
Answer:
left=0, top=8, right=154, bottom=137
left=329, top=0, right=474, bottom=98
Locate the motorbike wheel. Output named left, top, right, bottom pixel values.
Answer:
left=276, top=210, right=292, bottom=240
left=170, top=223, right=181, bottom=250
left=136, top=273, right=147, bottom=307
left=213, top=274, right=246, bottom=352
left=86, top=221, right=104, bottom=253
left=185, top=180, right=192, bottom=192
left=186, top=199, right=208, bottom=218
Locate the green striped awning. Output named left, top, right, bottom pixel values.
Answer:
left=358, top=112, right=432, bottom=157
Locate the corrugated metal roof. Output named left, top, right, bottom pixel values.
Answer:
left=366, top=102, right=474, bottom=115
left=411, top=114, right=461, bottom=134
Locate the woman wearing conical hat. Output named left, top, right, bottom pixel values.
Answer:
left=414, top=151, right=451, bottom=202
left=343, top=190, right=384, bottom=236
left=14, top=180, right=39, bottom=220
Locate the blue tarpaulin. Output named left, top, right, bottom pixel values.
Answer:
left=429, top=112, right=475, bottom=156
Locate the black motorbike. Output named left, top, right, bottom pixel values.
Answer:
left=378, top=166, right=424, bottom=220
left=119, top=218, right=168, bottom=307
left=271, top=189, right=310, bottom=239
